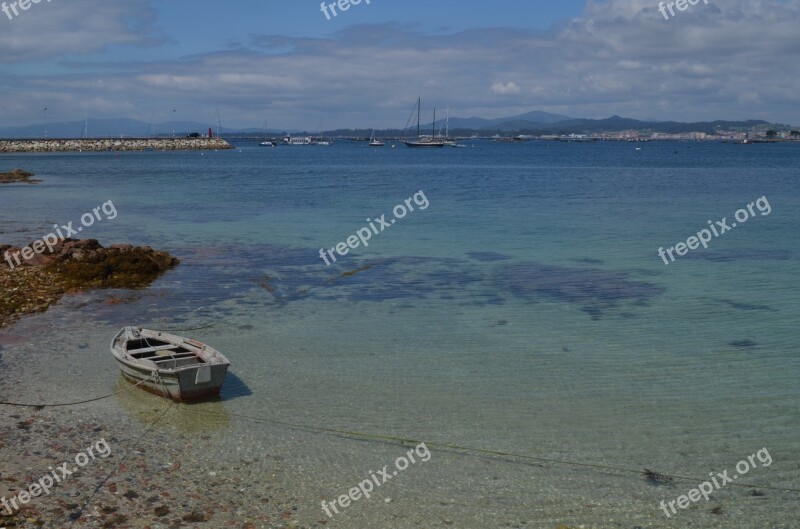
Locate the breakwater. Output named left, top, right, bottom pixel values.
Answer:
left=0, top=138, right=234, bottom=153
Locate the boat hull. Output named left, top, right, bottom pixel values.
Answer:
left=111, top=327, right=231, bottom=402
left=403, top=141, right=445, bottom=148
left=115, top=357, right=229, bottom=402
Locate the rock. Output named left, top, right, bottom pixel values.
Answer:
left=0, top=168, right=39, bottom=184
left=0, top=238, right=180, bottom=327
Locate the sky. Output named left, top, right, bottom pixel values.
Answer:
left=0, top=0, right=798, bottom=130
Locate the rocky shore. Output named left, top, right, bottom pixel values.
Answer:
left=0, top=239, right=179, bottom=328
left=0, top=138, right=233, bottom=153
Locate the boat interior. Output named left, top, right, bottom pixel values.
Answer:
left=125, top=337, right=206, bottom=368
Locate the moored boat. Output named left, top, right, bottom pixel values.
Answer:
left=369, top=130, right=385, bottom=147
left=283, top=135, right=313, bottom=145
left=403, top=98, right=447, bottom=148
left=260, top=120, right=275, bottom=146
left=111, top=327, right=230, bottom=401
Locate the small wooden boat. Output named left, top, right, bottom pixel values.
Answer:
left=111, top=327, right=230, bottom=402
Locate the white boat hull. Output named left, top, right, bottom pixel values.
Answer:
left=111, top=327, right=230, bottom=402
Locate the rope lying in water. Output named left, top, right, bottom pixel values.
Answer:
left=0, top=372, right=158, bottom=408
left=190, top=407, right=800, bottom=495
left=0, top=332, right=180, bottom=408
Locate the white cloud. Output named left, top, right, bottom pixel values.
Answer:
left=0, top=0, right=163, bottom=62
left=491, top=82, right=521, bottom=95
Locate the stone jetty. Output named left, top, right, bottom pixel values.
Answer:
left=0, top=137, right=233, bottom=153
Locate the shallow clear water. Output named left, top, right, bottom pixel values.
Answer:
left=1, top=140, right=799, bottom=527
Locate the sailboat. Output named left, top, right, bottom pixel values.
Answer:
left=440, top=108, right=463, bottom=147
left=260, top=120, right=274, bottom=147
left=369, top=130, right=384, bottom=147
left=403, top=98, right=446, bottom=148
left=315, top=117, right=331, bottom=145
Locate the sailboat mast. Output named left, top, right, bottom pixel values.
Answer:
left=432, top=108, right=436, bottom=138
left=417, top=97, right=421, bottom=139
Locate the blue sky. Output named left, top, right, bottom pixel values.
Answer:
left=0, top=0, right=798, bottom=130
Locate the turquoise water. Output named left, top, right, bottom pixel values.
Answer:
left=1, top=140, right=799, bottom=527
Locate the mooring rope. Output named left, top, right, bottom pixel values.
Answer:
left=190, top=407, right=800, bottom=495
left=0, top=372, right=158, bottom=408
left=65, top=399, right=177, bottom=528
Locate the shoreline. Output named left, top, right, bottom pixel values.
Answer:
left=0, top=138, right=233, bottom=153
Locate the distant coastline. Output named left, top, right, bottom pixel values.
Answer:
left=0, top=137, right=233, bottom=153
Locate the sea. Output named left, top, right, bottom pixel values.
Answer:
left=1, top=139, right=798, bottom=528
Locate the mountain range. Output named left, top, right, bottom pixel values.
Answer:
left=0, top=113, right=786, bottom=139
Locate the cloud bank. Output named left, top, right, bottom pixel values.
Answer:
left=0, top=0, right=797, bottom=129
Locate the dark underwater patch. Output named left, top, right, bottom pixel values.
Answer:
left=730, top=339, right=757, bottom=349
left=167, top=243, right=666, bottom=320
left=714, top=298, right=777, bottom=312
left=489, top=262, right=665, bottom=319
left=686, top=248, right=791, bottom=262
left=570, top=258, right=605, bottom=265
left=466, top=251, right=512, bottom=262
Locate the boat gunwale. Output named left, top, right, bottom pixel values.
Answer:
left=110, top=327, right=230, bottom=375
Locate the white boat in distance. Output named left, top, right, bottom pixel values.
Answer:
left=369, top=130, right=385, bottom=147
left=260, top=119, right=275, bottom=147
left=283, top=135, right=313, bottom=145
left=111, top=327, right=230, bottom=402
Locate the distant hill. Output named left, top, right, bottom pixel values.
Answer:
left=496, top=116, right=776, bottom=135
left=420, top=112, right=777, bottom=135
left=0, top=113, right=785, bottom=138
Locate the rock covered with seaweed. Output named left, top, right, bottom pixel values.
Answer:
left=0, top=239, right=179, bottom=328
left=0, top=168, right=39, bottom=184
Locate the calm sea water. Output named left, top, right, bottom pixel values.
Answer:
left=1, top=140, right=798, bottom=527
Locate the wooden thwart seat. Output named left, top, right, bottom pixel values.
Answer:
left=131, top=346, right=191, bottom=359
